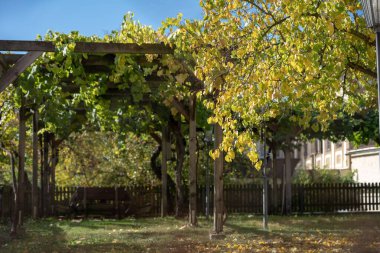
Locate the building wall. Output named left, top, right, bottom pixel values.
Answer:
left=297, top=140, right=380, bottom=183
left=350, top=150, right=380, bottom=183
left=300, top=140, right=349, bottom=170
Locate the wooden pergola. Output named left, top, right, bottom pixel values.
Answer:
left=0, top=40, right=225, bottom=236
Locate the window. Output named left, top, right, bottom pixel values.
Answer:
left=336, top=154, right=341, bottom=165
left=316, top=139, right=323, bottom=154
left=326, top=141, right=331, bottom=151
left=325, top=157, right=331, bottom=168
left=335, top=141, right=342, bottom=149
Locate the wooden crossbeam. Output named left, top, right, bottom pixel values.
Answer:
left=1, top=54, right=22, bottom=65
left=0, top=40, right=173, bottom=54
left=0, top=51, right=43, bottom=93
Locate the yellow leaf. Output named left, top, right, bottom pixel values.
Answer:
left=175, top=73, right=189, bottom=84
left=327, top=22, right=334, bottom=35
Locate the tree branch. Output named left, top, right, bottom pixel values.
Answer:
left=347, top=62, right=377, bottom=78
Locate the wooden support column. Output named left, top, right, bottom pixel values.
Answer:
left=189, top=93, right=198, bottom=226
left=161, top=126, right=169, bottom=217
left=17, top=102, right=27, bottom=227
left=32, top=109, right=39, bottom=219
left=43, top=133, right=50, bottom=217
left=39, top=134, right=44, bottom=216
left=211, top=123, right=225, bottom=238
left=50, top=135, right=57, bottom=216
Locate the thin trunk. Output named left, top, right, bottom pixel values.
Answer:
left=271, top=149, right=278, bottom=213
left=173, top=121, right=185, bottom=217
left=12, top=104, right=26, bottom=235
left=213, top=123, right=224, bottom=234
left=17, top=105, right=26, bottom=227
left=10, top=154, right=17, bottom=195
left=0, top=144, right=17, bottom=235
left=150, top=144, right=176, bottom=208
left=284, top=148, right=292, bottom=215
left=32, top=109, right=38, bottom=219
left=189, top=94, right=197, bottom=226
left=205, top=140, right=211, bottom=220
left=161, top=126, right=169, bottom=217
left=262, top=141, right=269, bottom=230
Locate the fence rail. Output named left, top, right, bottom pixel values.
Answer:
left=1, top=183, right=380, bottom=221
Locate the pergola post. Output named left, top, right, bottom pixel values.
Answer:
left=32, top=108, right=39, bottom=219
left=43, top=132, right=50, bottom=217
left=188, top=93, right=197, bottom=226
left=161, top=126, right=169, bottom=217
left=211, top=123, right=225, bottom=238
left=39, top=134, right=44, bottom=216
left=50, top=135, right=58, bottom=215
left=17, top=99, right=27, bottom=227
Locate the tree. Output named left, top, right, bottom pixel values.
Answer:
left=160, top=0, right=378, bottom=232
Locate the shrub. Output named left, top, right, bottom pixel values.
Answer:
left=293, top=168, right=356, bottom=184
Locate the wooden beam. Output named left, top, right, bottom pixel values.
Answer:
left=0, top=40, right=174, bottom=54
left=0, top=51, right=43, bottom=93
left=1, top=54, right=23, bottom=65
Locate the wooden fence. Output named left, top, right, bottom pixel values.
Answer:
left=292, top=183, right=380, bottom=213
left=55, top=186, right=162, bottom=218
left=1, top=183, right=380, bottom=220
left=196, top=183, right=380, bottom=214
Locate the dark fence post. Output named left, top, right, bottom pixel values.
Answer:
left=83, top=187, right=87, bottom=218
left=115, top=187, right=119, bottom=219
left=298, top=184, right=304, bottom=214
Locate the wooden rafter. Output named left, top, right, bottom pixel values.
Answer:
left=0, top=40, right=173, bottom=54
left=0, top=51, right=43, bottom=93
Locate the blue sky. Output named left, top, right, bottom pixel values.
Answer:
left=0, top=0, right=203, bottom=40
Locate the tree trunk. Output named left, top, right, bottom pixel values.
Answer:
left=161, top=126, right=169, bottom=217
left=150, top=144, right=176, bottom=210
left=172, top=120, right=185, bottom=217
left=213, top=123, right=224, bottom=234
left=0, top=143, right=17, bottom=235
left=189, top=94, right=197, bottom=226
left=284, top=148, right=292, bottom=215
left=11, top=105, right=26, bottom=235
left=32, top=109, right=38, bottom=219
left=271, top=149, right=278, bottom=214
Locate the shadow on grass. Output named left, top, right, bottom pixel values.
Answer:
left=60, top=217, right=186, bottom=230
left=0, top=221, right=69, bottom=253
left=1, top=219, right=211, bottom=253
left=69, top=243, right=144, bottom=253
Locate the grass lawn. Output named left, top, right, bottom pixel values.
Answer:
left=0, top=214, right=379, bottom=252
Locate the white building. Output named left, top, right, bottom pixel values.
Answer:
left=297, top=140, right=380, bottom=183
